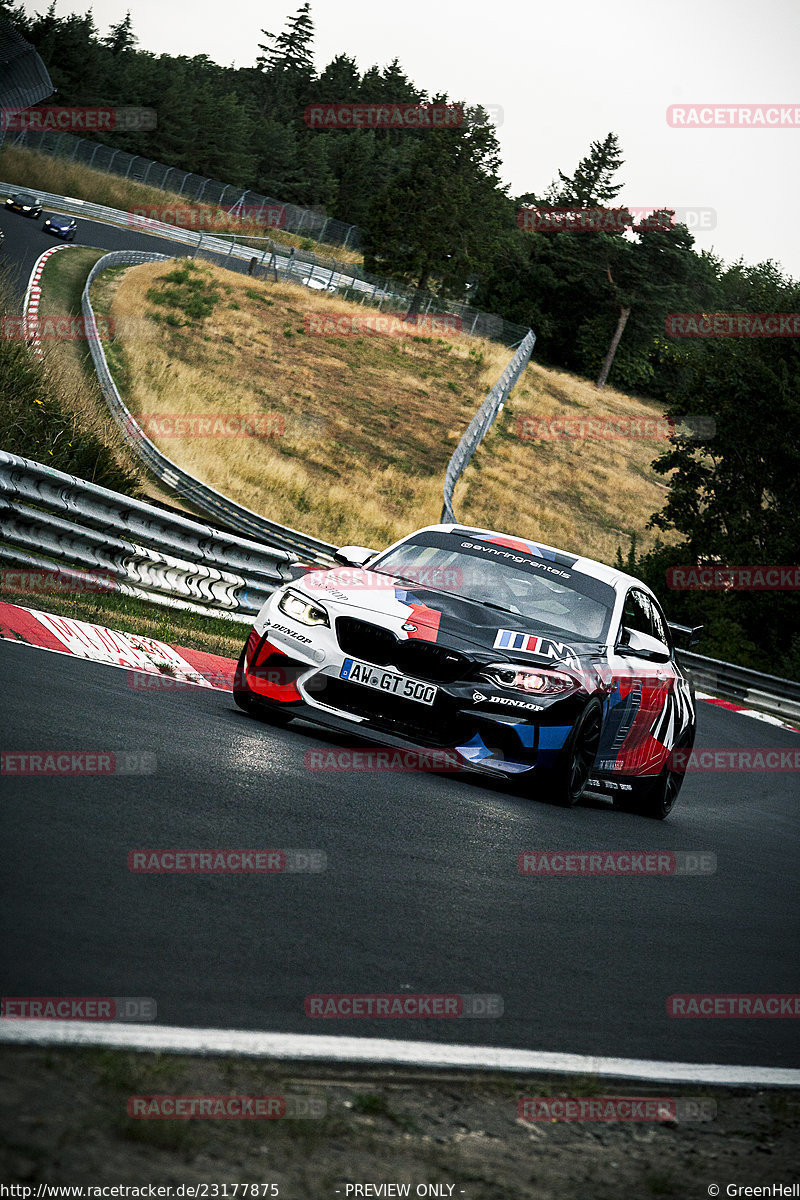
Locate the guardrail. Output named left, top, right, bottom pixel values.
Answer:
left=677, top=649, right=800, bottom=723
left=0, top=451, right=301, bottom=622
left=80, top=250, right=336, bottom=564
left=441, top=329, right=536, bottom=522
left=3, top=461, right=797, bottom=718
left=0, top=180, right=530, bottom=346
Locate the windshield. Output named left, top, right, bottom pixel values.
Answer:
left=370, top=532, right=616, bottom=640
left=14, top=194, right=35, bottom=203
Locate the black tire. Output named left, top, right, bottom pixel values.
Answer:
left=543, top=699, right=603, bottom=807
left=615, top=730, right=694, bottom=820
left=232, top=644, right=293, bottom=725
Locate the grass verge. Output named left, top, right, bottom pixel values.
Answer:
left=1, top=1046, right=798, bottom=1198
left=0, top=586, right=245, bottom=659
left=0, top=254, right=141, bottom=492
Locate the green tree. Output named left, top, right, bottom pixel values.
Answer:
left=257, top=2, right=314, bottom=77
left=554, top=131, right=625, bottom=206
left=102, top=11, right=137, bottom=55
left=364, top=110, right=508, bottom=295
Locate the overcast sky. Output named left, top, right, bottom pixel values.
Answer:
left=25, top=0, right=800, bottom=279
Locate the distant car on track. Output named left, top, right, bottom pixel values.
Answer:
left=5, top=192, right=43, bottom=218
left=42, top=214, right=77, bottom=241
left=234, top=524, right=701, bottom=818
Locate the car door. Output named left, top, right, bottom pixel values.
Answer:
left=595, top=587, right=690, bottom=777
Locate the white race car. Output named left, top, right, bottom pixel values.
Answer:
left=234, top=523, right=700, bottom=817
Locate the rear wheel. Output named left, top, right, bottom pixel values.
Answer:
left=616, top=730, right=694, bottom=820
left=543, top=699, right=603, bottom=807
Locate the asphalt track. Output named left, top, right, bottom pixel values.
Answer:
left=2, top=638, right=799, bottom=1069
left=0, top=203, right=186, bottom=301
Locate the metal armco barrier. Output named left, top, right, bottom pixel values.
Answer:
left=0, top=451, right=299, bottom=622
left=441, top=329, right=536, bottom=523
left=677, top=650, right=800, bottom=723
left=81, top=250, right=336, bottom=564
left=2, top=455, right=797, bottom=715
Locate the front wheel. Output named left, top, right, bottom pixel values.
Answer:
left=543, top=699, right=603, bottom=807
left=232, top=644, right=293, bottom=725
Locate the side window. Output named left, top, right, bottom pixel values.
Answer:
left=622, top=589, right=654, bottom=638
left=649, top=596, right=672, bottom=651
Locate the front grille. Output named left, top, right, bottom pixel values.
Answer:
left=313, top=676, right=462, bottom=746
left=335, top=617, right=470, bottom=683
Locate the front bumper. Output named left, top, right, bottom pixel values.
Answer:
left=236, top=624, right=580, bottom=780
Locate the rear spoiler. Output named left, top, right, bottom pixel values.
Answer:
left=668, top=622, right=704, bottom=648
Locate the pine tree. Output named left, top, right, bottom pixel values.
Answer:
left=102, top=11, right=137, bottom=55
left=256, top=3, right=314, bottom=78
left=555, top=132, right=624, bottom=206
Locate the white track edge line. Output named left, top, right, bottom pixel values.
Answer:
left=1, top=1022, right=797, bottom=1087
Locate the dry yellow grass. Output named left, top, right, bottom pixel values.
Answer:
left=456, top=362, right=675, bottom=563
left=108, top=260, right=508, bottom=546
left=105, top=258, right=673, bottom=562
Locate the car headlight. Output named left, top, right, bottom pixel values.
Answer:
left=278, top=588, right=329, bottom=627
left=479, top=663, right=579, bottom=696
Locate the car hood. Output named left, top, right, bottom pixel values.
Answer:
left=295, top=566, right=606, bottom=669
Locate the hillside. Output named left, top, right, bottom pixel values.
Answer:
left=100, top=258, right=672, bottom=560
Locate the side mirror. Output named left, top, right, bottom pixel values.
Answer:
left=617, top=627, right=671, bottom=662
left=333, top=545, right=376, bottom=568
left=668, top=621, right=704, bottom=649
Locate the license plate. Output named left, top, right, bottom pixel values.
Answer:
left=339, top=658, right=438, bottom=706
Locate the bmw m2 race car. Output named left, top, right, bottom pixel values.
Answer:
left=234, top=524, right=700, bottom=818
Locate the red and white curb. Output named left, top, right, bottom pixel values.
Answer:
left=0, top=1021, right=797, bottom=1088
left=0, top=602, right=235, bottom=690
left=22, top=243, right=72, bottom=359
left=1, top=601, right=798, bottom=732
left=695, top=690, right=800, bottom=734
